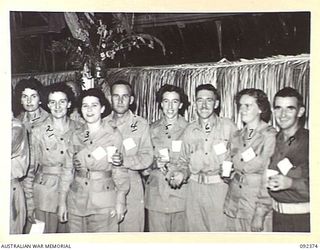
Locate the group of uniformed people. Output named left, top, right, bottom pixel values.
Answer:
left=10, top=77, right=309, bottom=233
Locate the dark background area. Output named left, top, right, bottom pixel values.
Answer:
left=10, top=12, right=310, bottom=74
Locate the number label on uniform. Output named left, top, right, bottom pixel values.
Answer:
left=241, top=147, right=256, bottom=162
left=91, top=146, right=107, bottom=161
left=123, top=137, right=136, bottom=151
left=213, top=142, right=227, bottom=155
left=172, top=140, right=182, bottom=152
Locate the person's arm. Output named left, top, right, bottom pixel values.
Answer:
left=22, top=129, right=40, bottom=224
left=11, top=123, right=29, bottom=179
left=252, top=129, right=277, bottom=231
left=58, top=136, right=75, bottom=223
left=111, top=135, right=130, bottom=222
left=166, top=130, right=191, bottom=188
left=123, top=123, right=154, bottom=171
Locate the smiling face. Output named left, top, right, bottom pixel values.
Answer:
left=195, top=89, right=219, bottom=120
left=81, top=96, right=105, bottom=124
left=161, top=91, right=182, bottom=120
left=274, top=96, right=305, bottom=133
left=239, top=94, right=261, bottom=125
left=111, top=84, right=134, bottom=115
left=47, top=91, right=70, bottom=119
left=21, top=88, right=41, bottom=112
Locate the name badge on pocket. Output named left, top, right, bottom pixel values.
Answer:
left=241, top=147, right=256, bottom=162
left=91, top=146, right=107, bottom=161
left=277, top=158, right=294, bottom=175
left=172, top=140, right=182, bottom=152
left=213, top=142, right=227, bottom=155
left=158, top=148, right=170, bottom=162
left=123, top=137, right=136, bottom=151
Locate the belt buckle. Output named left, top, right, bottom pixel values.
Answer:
left=85, top=169, right=91, bottom=179
left=198, top=173, right=205, bottom=184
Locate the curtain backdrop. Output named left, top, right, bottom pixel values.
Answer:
left=106, top=54, right=309, bottom=128
left=12, top=54, right=309, bottom=128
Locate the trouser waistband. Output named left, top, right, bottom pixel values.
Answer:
left=272, top=199, right=310, bottom=214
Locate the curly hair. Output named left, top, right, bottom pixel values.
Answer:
left=13, top=77, right=44, bottom=116
left=78, top=88, right=111, bottom=119
left=156, top=84, right=190, bottom=115
left=236, top=88, right=272, bottom=123
left=43, top=82, right=75, bottom=116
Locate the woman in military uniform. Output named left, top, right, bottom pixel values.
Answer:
left=58, top=88, right=130, bottom=233
left=223, top=88, right=276, bottom=232
left=23, top=82, right=79, bottom=233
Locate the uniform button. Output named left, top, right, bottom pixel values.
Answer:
left=13, top=187, right=16, bottom=191
left=60, top=151, right=64, bottom=154
left=205, top=152, right=208, bottom=155
left=168, top=136, right=171, bottom=139
left=205, top=139, right=208, bottom=141
left=85, top=182, right=88, bottom=185
left=243, top=144, right=246, bottom=147
left=90, top=141, right=93, bottom=144
left=241, top=158, right=243, bottom=161
left=88, top=154, right=91, bottom=158
left=60, top=138, right=64, bottom=141
left=239, top=185, right=242, bottom=188
left=31, top=125, right=34, bottom=129
left=106, top=186, right=109, bottom=190
left=46, top=148, right=49, bottom=151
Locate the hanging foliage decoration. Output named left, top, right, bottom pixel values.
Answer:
left=49, top=12, right=166, bottom=76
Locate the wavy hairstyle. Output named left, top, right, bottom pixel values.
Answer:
left=236, top=88, right=271, bottom=123
left=78, top=88, right=111, bottom=119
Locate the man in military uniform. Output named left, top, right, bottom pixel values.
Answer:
left=104, top=80, right=153, bottom=232
left=267, top=87, right=309, bottom=232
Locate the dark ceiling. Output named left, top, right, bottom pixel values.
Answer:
left=10, top=12, right=310, bottom=74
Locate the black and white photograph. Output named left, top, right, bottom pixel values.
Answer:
left=1, top=0, right=320, bottom=248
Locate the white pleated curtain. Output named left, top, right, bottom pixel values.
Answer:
left=106, top=54, right=310, bottom=128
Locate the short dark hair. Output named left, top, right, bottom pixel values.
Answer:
left=13, top=77, right=44, bottom=116
left=110, top=80, right=136, bottom=111
left=43, top=82, right=75, bottom=116
left=274, top=87, right=306, bottom=125
left=78, top=88, right=111, bottom=119
left=110, top=80, right=133, bottom=96
left=274, top=87, right=304, bottom=108
left=195, top=84, right=221, bottom=115
left=236, top=88, right=272, bottom=123
left=156, top=84, right=189, bottom=115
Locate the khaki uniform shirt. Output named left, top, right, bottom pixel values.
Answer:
left=178, top=116, right=237, bottom=176
left=268, top=127, right=309, bottom=203
left=145, top=115, right=188, bottom=213
left=17, top=107, right=49, bottom=133
left=23, top=115, right=80, bottom=213
left=104, top=111, right=153, bottom=171
left=59, top=119, right=130, bottom=216
left=224, top=122, right=277, bottom=219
